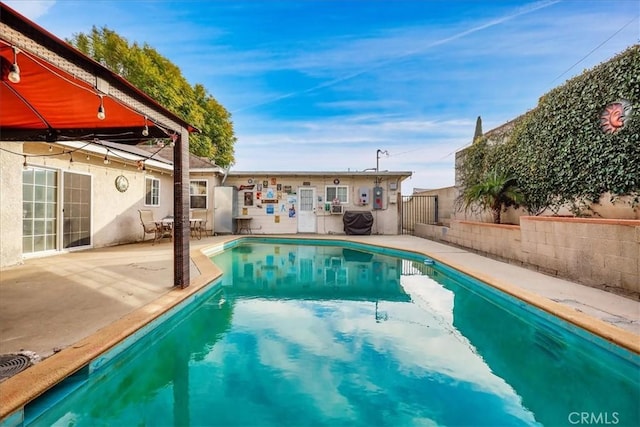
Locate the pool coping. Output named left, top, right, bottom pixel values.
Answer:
left=0, top=234, right=638, bottom=423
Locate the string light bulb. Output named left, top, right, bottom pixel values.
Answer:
left=23, top=155, right=28, bottom=169
left=48, top=145, right=53, bottom=152
left=8, top=47, right=20, bottom=84
left=97, top=95, right=106, bottom=120
left=142, top=116, right=149, bottom=137
left=103, top=152, right=110, bottom=165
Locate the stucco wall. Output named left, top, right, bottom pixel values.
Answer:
left=0, top=143, right=25, bottom=268
left=223, top=174, right=403, bottom=235
left=0, top=142, right=180, bottom=268
left=415, top=217, right=639, bottom=296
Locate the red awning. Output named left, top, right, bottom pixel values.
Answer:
left=0, top=3, right=198, bottom=143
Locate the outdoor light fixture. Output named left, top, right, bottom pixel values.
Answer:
left=97, top=95, right=106, bottom=120
left=142, top=116, right=149, bottom=136
left=8, top=47, right=20, bottom=84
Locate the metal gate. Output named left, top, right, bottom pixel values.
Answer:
left=400, top=195, right=438, bottom=235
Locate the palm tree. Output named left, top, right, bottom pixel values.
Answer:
left=462, top=170, right=524, bottom=224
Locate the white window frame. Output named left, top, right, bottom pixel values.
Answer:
left=325, top=185, right=348, bottom=204
left=189, top=180, right=208, bottom=209
left=144, top=176, right=160, bottom=206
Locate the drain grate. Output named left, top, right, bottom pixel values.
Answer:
left=0, top=354, right=33, bottom=379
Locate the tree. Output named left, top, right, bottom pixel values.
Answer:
left=68, top=26, right=236, bottom=167
left=473, top=116, right=483, bottom=142
left=462, top=170, right=524, bottom=224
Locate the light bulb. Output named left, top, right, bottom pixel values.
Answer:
left=8, top=47, right=20, bottom=84
left=103, top=154, right=109, bottom=165
left=142, top=124, right=149, bottom=137
left=23, top=155, right=28, bottom=169
left=97, top=95, right=106, bottom=120
left=8, top=63, right=20, bottom=84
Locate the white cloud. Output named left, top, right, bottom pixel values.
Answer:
left=4, top=0, right=55, bottom=19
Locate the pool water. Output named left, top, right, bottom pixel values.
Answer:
left=29, top=241, right=639, bottom=426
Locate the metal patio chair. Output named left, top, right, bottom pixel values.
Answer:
left=138, top=209, right=172, bottom=245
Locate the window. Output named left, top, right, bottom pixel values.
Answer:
left=190, top=180, right=208, bottom=209
left=145, top=177, right=160, bottom=206
left=326, top=185, right=348, bottom=204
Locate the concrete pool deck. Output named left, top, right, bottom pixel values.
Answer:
left=1, top=234, right=639, bottom=420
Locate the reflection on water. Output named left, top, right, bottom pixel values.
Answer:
left=35, top=243, right=639, bottom=427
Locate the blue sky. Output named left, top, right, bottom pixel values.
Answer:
left=6, top=0, right=639, bottom=194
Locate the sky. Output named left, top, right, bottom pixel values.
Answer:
left=5, top=0, right=639, bottom=194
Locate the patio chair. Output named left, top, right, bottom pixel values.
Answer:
left=189, top=209, right=209, bottom=239
left=138, top=209, right=172, bottom=245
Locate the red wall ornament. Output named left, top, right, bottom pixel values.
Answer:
left=600, top=100, right=632, bottom=134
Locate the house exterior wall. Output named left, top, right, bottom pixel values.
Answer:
left=189, top=172, right=222, bottom=236
left=223, top=174, right=405, bottom=235
left=0, top=142, right=176, bottom=268
left=0, top=144, right=24, bottom=268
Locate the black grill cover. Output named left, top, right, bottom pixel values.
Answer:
left=343, top=211, right=374, bottom=235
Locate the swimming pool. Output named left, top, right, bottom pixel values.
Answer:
left=18, top=239, right=640, bottom=426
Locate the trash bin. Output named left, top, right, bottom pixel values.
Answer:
left=343, top=211, right=374, bottom=235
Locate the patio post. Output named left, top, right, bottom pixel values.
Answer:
left=173, top=129, right=191, bottom=288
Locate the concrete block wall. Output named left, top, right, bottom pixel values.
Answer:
left=520, top=217, right=639, bottom=294
left=415, top=217, right=640, bottom=296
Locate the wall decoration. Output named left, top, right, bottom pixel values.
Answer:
left=115, top=175, right=129, bottom=192
left=248, top=178, right=253, bottom=184
left=257, top=183, right=263, bottom=191
left=239, top=184, right=255, bottom=190
left=600, top=100, right=632, bottom=134
left=263, top=180, right=269, bottom=187
left=266, top=204, right=275, bottom=215
left=274, top=215, right=280, bottom=223
left=277, top=191, right=282, bottom=199
left=270, top=177, right=277, bottom=185
left=242, top=207, right=248, bottom=215
left=287, top=195, right=297, bottom=204
left=256, top=192, right=262, bottom=200
left=244, top=191, right=254, bottom=206
left=265, top=187, right=276, bottom=199
left=288, top=204, right=296, bottom=218
left=277, top=184, right=282, bottom=191
left=284, top=185, right=292, bottom=194
left=333, top=178, right=340, bottom=185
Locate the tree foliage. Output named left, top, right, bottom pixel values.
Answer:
left=69, top=26, right=236, bottom=167
left=461, top=170, right=523, bottom=224
left=458, top=44, right=640, bottom=217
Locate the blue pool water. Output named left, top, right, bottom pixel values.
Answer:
left=25, top=240, right=640, bottom=426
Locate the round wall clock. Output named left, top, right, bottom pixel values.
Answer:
left=115, top=175, right=129, bottom=192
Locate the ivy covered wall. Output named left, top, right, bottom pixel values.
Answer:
left=457, top=44, right=639, bottom=216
